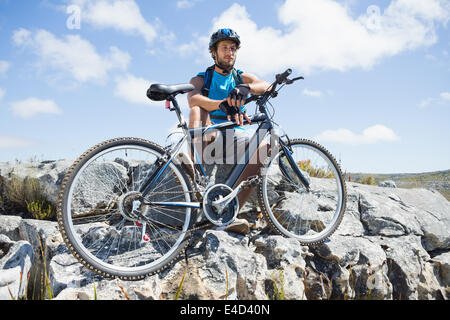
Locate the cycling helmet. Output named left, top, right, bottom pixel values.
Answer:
left=209, top=28, right=241, bottom=50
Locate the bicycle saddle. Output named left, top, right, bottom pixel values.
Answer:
left=147, top=83, right=194, bottom=101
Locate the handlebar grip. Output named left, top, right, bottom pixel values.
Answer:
left=276, top=68, right=292, bottom=84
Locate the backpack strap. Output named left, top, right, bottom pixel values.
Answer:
left=232, top=69, right=243, bottom=86
left=200, top=66, right=244, bottom=97
left=201, top=65, right=215, bottom=97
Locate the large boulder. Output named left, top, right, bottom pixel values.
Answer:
left=0, top=160, right=73, bottom=205
left=0, top=234, right=34, bottom=300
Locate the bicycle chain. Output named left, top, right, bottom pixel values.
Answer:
left=142, top=220, right=215, bottom=242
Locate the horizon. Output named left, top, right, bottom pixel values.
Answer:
left=1, top=0, right=449, bottom=174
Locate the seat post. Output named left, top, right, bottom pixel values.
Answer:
left=169, top=96, right=188, bottom=132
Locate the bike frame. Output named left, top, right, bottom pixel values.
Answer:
left=139, top=78, right=310, bottom=209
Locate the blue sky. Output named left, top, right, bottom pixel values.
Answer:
left=0, top=0, right=449, bottom=174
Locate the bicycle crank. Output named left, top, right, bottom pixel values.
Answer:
left=202, top=184, right=239, bottom=227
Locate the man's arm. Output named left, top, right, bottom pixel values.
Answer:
left=226, top=72, right=271, bottom=110
left=187, top=76, right=224, bottom=112
left=241, top=73, right=271, bottom=95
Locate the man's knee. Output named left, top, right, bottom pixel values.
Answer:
left=189, top=106, right=209, bottom=128
left=254, top=140, right=270, bottom=165
left=189, top=106, right=201, bottom=127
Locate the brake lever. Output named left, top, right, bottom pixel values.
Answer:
left=285, top=76, right=304, bottom=85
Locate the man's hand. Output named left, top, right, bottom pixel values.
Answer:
left=219, top=100, right=251, bottom=126
left=225, top=84, right=251, bottom=126
left=227, top=84, right=251, bottom=109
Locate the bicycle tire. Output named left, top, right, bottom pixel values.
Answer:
left=258, top=138, right=347, bottom=245
left=57, top=137, right=197, bottom=280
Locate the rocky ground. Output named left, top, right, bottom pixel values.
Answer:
left=0, top=160, right=449, bottom=300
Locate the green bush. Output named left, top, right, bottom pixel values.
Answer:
left=0, top=174, right=56, bottom=220
left=360, top=175, right=376, bottom=186
left=297, top=159, right=334, bottom=178
left=27, top=200, right=56, bottom=221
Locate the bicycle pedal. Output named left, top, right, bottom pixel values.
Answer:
left=242, top=175, right=261, bottom=189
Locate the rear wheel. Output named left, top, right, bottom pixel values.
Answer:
left=258, top=138, right=346, bottom=245
left=57, top=137, right=196, bottom=280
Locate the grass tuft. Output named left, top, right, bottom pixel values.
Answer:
left=0, top=174, right=56, bottom=220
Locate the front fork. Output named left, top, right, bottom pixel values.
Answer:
left=278, top=137, right=311, bottom=192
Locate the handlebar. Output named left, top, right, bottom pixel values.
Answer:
left=244, top=68, right=303, bottom=105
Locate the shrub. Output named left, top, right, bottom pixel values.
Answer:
left=0, top=174, right=56, bottom=220
left=297, top=159, right=334, bottom=178
left=360, top=175, right=376, bottom=186
left=27, top=200, right=56, bottom=221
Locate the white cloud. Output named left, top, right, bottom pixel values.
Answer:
left=114, top=74, right=191, bottom=110
left=0, top=135, right=34, bottom=149
left=440, top=92, right=450, bottom=100
left=11, top=28, right=31, bottom=46
left=419, top=97, right=434, bottom=108
left=12, top=28, right=130, bottom=84
left=0, top=88, right=5, bottom=102
left=10, top=98, right=62, bottom=118
left=69, top=0, right=157, bottom=44
left=419, top=92, right=450, bottom=108
left=114, top=73, right=157, bottom=106
left=183, top=0, right=450, bottom=76
left=176, top=0, right=202, bottom=9
left=302, top=88, right=323, bottom=98
left=316, top=124, right=400, bottom=145
left=0, top=61, right=10, bottom=75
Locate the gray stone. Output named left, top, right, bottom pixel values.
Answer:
left=378, top=180, right=397, bottom=188
left=0, top=235, right=34, bottom=300
left=0, top=215, right=22, bottom=242
left=0, top=160, right=73, bottom=204
left=431, top=251, right=450, bottom=286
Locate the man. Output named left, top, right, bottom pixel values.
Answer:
left=187, top=28, right=270, bottom=230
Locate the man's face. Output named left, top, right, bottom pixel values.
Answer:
left=213, top=40, right=238, bottom=70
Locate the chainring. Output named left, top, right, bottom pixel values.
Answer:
left=202, top=184, right=239, bottom=227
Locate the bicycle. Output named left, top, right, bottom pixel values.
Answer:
left=57, top=69, right=347, bottom=280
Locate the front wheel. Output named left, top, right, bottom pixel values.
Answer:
left=258, top=138, right=346, bottom=245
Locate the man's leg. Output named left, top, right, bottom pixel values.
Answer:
left=236, top=141, right=270, bottom=209
left=188, top=106, right=213, bottom=163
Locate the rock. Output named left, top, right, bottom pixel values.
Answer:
left=54, top=276, right=162, bottom=300
left=254, top=235, right=309, bottom=300
left=16, top=218, right=64, bottom=299
left=0, top=234, right=34, bottom=300
left=356, top=186, right=423, bottom=237
left=312, top=234, right=393, bottom=300
left=350, top=183, right=450, bottom=251
left=431, top=251, right=450, bottom=286
left=391, top=188, right=450, bottom=251
left=379, top=180, right=397, bottom=188
left=0, top=216, right=22, bottom=241
left=0, top=160, right=73, bottom=205
left=225, top=218, right=250, bottom=235
left=1, top=160, right=449, bottom=300
left=174, top=230, right=268, bottom=300
left=18, top=218, right=62, bottom=266
left=48, top=250, right=95, bottom=298
left=378, top=235, right=446, bottom=300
